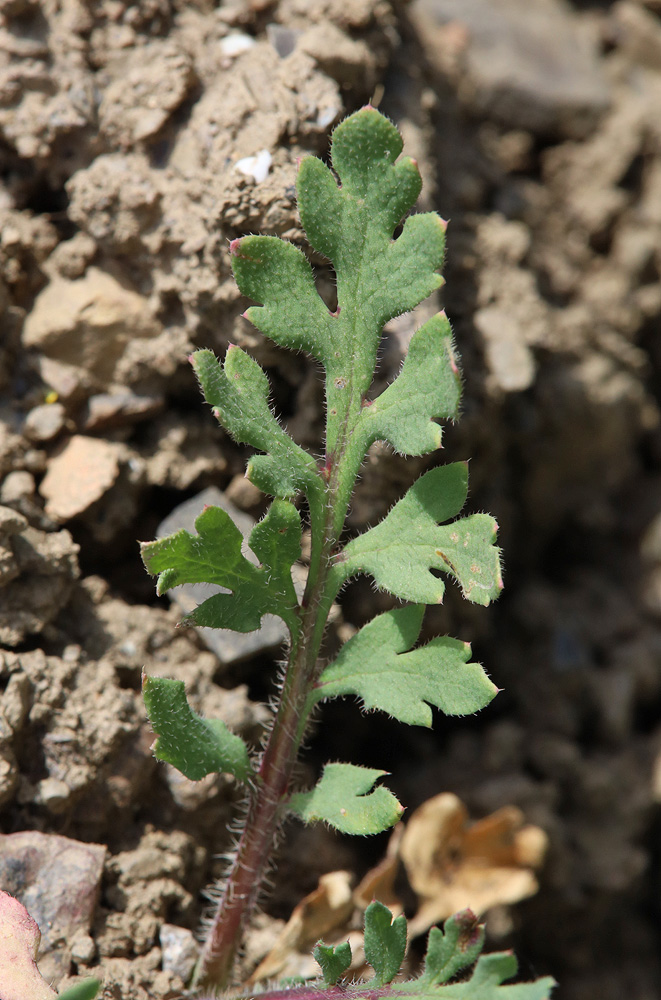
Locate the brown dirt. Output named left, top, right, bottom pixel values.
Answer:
left=1, top=1, right=661, bottom=998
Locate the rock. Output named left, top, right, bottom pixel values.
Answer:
left=80, top=392, right=164, bottom=433
left=474, top=305, right=536, bottom=392
left=36, top=356, right=90, bottom=405
left=159, top=924, right=199, bottom=982
left=47, top=233, right=97, bottom=281
left=99, top=41, right=196, bottom=146
left=611, top=1, right=661, bottom=69
left=156, top=487, right=295, bottom=665
left=70, top=933, right=96, bottom=966
left=66, top=153, right=163, bottom=252
left=225, top=473, right=264, bottom=511
left=0, top=505, right=28, bottom=537
left=0, top=831, right=106, bottom=983
left=1, top=673, right=30, bottom=734
left=22, top=268, right=162, bottom=391
left=34, top=777, right=71, bottom=814
left=23, top=403, right=67, bottom=443
left=0, top=516, right=79, bottom=647
left=39, top=435, right=121, bottom=521
left=411, top=0, right=611, bottom=137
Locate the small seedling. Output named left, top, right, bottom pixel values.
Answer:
left=141, top=107, right=549, bottom=997
left=221, top=903, right=554, bottom=1000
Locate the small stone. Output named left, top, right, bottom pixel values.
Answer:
left=23, top=268, right=162, bottom=391
left=37, top=356, right=89, bottom=404
left=70, top=933, right=96, bottom=965
left=159, top=923, right=199, bottom=982
left=267, top=24, right=301, bottom=58
left=0, top=505, right=28, bottom=535
left=0, top=751, right=18, bottom=808
left=39, top=435, right=121, bottom=521
left=220, top=32, right=257, bottom=56
left=0, top=472, right=35, bottom=505
left=474, top=305, right=536, bottom=392
left=0, top=831, right=106, bottom=983
left=24, top=403, right=67, bottom=443
left=35, top=777, right=71, bottom=813
left=81, top=391, right=164, bottom=432
left=1, top=673, right=31, bottom=733
left=412, top=0, right=611, bottom=137
left=225, top=473, right=263, bottom=510
left=235, top=150, right=272, bottom=183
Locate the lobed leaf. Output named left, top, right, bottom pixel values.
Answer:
left=418, top=911, right=485, bottom=986
left=141, top=500, right=301, bottom=633
left=364, top=901, right=407, bottom=987
left=398, top=952, right=555, bottom=1000
left=192, top=347, right=321, bottom=502
left=356, top=313, right=461, bottom=457
left=288, top=763, right=403, bottom=836
left=313, top=940, right=353, bottom=986
left=232, top=107, right=446, bottom=458
left=143, top=675, right=253, bottom=783
left=315, top=605, right=497, bottom=726
left=334, top=464, right=502, bottom=607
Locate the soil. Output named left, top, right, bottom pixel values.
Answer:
left=1, top=0, right=661, bottom=998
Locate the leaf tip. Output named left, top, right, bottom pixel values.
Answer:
left=453, top=908, right=484, bottom=950
left=229, top=238, right=243, bottom=257
left=439, top=216, right=449, bottom=232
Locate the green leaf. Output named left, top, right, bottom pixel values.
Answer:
left=401, top=953, right=555, bottom=1000
left=235, top=910, right=555, bottom=1000
left=143, top=675, right=253, bottom=783
left=335, top=464, right=502, bottom=607
left=364, top=900, right=407, bottom=987
left=56, top=981, right=102, bottom=1000
left=141, top=500, right=301, bottom=633
left=192, top=347, right=321, bottom=502
left=357, top=313, right=462, bottom=457
left=313, top=940, right=352, bottom=986
left=230, top=234, right=334, bottom=368
left=418, top=911, right=485, bottom=986
left=315, top=605, right=497, bottom=726
left=288, top=763, right=403, bottom=835
left=232, top=107, right=446, bottom=459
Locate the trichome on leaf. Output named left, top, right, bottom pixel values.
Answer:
left=139, top=106, right=547, bottom=998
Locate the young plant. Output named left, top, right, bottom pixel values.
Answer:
left=141, top=107, right=507, bottom=994
left=228, top=903, right=554, bottom=1000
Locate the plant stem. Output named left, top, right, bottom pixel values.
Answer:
left=192, top=545, right=335, bottom=992
left=194, top=394, right=361, bottom=993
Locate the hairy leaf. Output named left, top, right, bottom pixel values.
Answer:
left=418, top=911, right=485, bottom=986
left=364, top=901, right=407, bottom=987
left=288, top=763, right=403, bottom=835
left=335, top=464, right=502, bottom=607
left=313, top=940, right=352, bottom=986
left=398, top=952, right=555, bottom=1000
left=141, top=501, right=301, bottom=632
left=143, top=675, right=253, bottom=783
left=357, top=313, right=461, bottom=457
left=315, top=605, right=497, bottom=725
left=232, top=107, right=446, bottom=458
left=192, top=347, right=321, bottom=502
left=290, top=911, right=551, bottom=1000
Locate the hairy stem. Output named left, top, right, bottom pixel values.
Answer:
left=193, top=363, right=364, bottom=992
left=193, top=526, right=337, bottom=991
